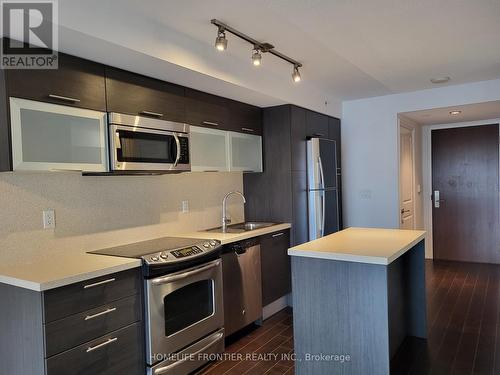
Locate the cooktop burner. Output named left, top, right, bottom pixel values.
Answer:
left=89, top=236, right=222, bottom=273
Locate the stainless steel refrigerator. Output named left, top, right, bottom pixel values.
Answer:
left=307, top=138, right=340, bottom=240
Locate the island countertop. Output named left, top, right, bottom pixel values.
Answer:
left=288, top=227, right=426, bottom=265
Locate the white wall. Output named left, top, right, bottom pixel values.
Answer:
left=0, top=172, right=244, bottom=263
left=341, top=78, right=500, bottom=229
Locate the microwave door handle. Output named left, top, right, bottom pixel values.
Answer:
left=114, top=131, right=121, bottom=149
left=173, top=133, right=181, bottom=167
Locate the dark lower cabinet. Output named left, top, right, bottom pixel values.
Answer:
left=105, top=67, right=186, bottom=122
left=0, top=268, right=144, bottom=375
left=261, top=229, right=291, bottom=306
left=46, top=322, right=144, bottom=375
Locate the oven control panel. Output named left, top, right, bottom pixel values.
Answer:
left=171, top=246, right=203, bottom=258
left=143, top=239, right=221, bottom=265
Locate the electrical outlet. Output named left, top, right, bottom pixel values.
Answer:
left=181, top=200, right=189, bottom=213
left=43, top=209, right=56, bottom=229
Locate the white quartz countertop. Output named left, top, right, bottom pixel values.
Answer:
left=288, top=227, right=426, bottom=265
left=0, top=223, right=291, bottom=291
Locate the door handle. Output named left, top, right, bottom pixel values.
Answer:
left=434, top=190, right=445, bottom=208
left=173, top=133, right=181, bottom=167
left=151, top=259, right=220, bottom=285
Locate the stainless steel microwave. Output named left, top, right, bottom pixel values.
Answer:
left=108, top=113, right=190, bottom=172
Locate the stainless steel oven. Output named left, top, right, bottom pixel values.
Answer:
left=108, top=112, right=190, bottom=172
left=145, top=258, right=224, bottom=373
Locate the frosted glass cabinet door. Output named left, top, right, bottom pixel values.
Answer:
left=189, top=126, right=230, bottom=171
left=229, top=132, right=263, bottom=172
left=9, top=98, right=108, bottom=172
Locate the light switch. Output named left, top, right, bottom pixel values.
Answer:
left=43, top=209, right=56, bottom=229
left=181, top=200, right=189, bottom=213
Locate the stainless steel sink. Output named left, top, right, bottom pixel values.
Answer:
left=206, top=222, right=277, bottom=233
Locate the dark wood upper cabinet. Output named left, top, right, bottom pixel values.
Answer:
left=105, top=67, right=186, bottom=122
left=5, top=53, right=106, bottom=111
left=228, top=100, right=262, bottom=135
left=261, top=229, right=291, bottom=306
left=185, top=88, right=229, bottom=130
left=305, top=110, right=329, bottom=138
left=328, top=117, right=341, bottom=166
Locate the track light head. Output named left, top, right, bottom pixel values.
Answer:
left=215, top=28, right=227, bottom=51
left=292, top=65, right=301, bottom=83
left=252, top=48, right=262, bottom=66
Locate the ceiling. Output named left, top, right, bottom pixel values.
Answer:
left=402, top=100, right=500, bottom=125
left=9, top=1, right=500, bottom=114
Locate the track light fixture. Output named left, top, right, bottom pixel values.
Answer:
left=252, top=47, right=262, bottom=66
left=211, top=19, right=302, bottom=82
left=292, top=65, right=301, bottom=83
left=215, top=27, right=227, bottom=51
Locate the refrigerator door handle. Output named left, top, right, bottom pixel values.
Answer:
left=321, top=190, right=325, bottom=237
left=318, top=156, right=325, bottom=190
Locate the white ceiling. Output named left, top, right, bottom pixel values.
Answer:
left=10, top=1, right=500, bottom=113
left=402, top=100, right=500, bottom=125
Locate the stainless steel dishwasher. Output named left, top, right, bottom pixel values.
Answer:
left=221, top=237, right=262, bottom=336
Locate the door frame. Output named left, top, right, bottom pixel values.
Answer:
left=398, top=118, right=416, bottom=230
left=422, top=118, right=500, bottom=259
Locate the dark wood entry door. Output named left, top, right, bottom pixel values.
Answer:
left=432, top=124, right=500, bottom=263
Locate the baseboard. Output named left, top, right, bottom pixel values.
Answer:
left=262, top=294, right=291, bottom=320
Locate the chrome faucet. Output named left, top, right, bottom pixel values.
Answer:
left=222, top=191, right=246, bottom=232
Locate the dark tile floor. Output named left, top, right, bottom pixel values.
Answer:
left=199, top=260, right=499, bottom=375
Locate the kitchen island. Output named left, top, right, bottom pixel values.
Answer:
left=288, top=227, right=426, bottom=375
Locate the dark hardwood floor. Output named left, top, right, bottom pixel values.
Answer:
left=198, top=260, right=499, bottom=375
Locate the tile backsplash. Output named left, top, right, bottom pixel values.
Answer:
left=0, top=171, right=244, bottom=261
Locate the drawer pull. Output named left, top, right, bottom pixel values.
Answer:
left=48, top=94, right=81, bottom=103
left=83, top=278, right=115, bottom=289
left=241, top=127, right=255, bottom=132
left=84, top=307, right=117, bottom=321
left=140, top=110, right=164, bottom=118
left=272, top=232, right=284, bottom=238
left=202, top=121, right=219, bottom=127
left=86, top=337, right=118, bottom=353
left=312, top=133, right=324, bottom=137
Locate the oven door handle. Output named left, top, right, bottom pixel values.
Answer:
left=153, top=330, right=224, bottom=374
left=151, top=259, right=221, bottom=285
left=173, top=133, right=181, bottom=167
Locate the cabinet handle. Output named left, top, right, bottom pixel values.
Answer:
left=312, top=133, right=324, bottom=137
left=83, top=278, right=115, bottom=289
left=241, top=127, right=255, bottom=132
left=84, top=307, right=117, bottom=321
left=140, top=111, right=163, bottom=118
left=272, top=232, right=284, bottom=238
left=86, top=337, right=118, bottom=353
left=48, top=94, right=81, bottom=103
left=202, top=121, right=219, bottom=127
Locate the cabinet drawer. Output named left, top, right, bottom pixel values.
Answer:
left=105, top=67, right=186, bottom=122
left=305, top=110, right=329, bottom=138
left=185, top=88, right=230, bottom=130
left=45, top=294, right=141, bottom=357
left=43, top=269, right=141, bottom=323
left=6, top=53, right=106, bottom=111
left=46, top=322, right=144, bottom=375
left=228, top=101, right=262, bottom=135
